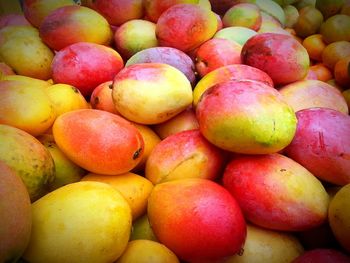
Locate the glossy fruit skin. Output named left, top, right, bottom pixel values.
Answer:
left=241, top=32, right=310, bottom=86
left=52, top=109, right=144, bottom=175
left=147, top=178, right=246, bottom=262
left=284, top=108, right=350, bottom=186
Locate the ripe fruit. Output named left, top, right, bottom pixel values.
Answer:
left=52, top=109, right=144, bottom=175
left=292, top=248, right=350, bottom=263
left=222, top=3, right=262, bottom=30
left=23, top=181, right=132, bottom=263
left=320, top=14, right=350, bottom=43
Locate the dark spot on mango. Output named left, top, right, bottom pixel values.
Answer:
left=133, top=148, right=142, bottom=160
left=94, top=96, right=100, bottom=105
left=108, top=84, right=113, bottom=89
left=280, top=168, right=286, bottom=172
left=71, top=86, right=79, bottom=93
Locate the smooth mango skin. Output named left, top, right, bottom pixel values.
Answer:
left=112, top=63, right=193, bottom=125
left=0, top=124, right=55, bottom=202
left=23, top=181, right=132, bottom=263
left=0, top=25, right=54, bottom=80
left=196, top=80, right=297, bottom=154
left=223, top=153, right=329, bottom=231
left=0, top=161, right=32, bottom=263
left=130, top=214, right=158, bottom=242
left=0, top=80, right=56, bottom=136
left=116, top=240, right=180, bottom=263
left=328, top=184, right=350, bottom=253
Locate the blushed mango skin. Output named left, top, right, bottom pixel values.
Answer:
left=145, top=129, right=226, bottom=184
left=222, top=3, right=262, bottom=30
left=91, top=0, right=143, bottom=26
left=284, top=108, right=350, bottom=185
left=196, top=80, right=296, bottom=154
left=90, top=81, right=119, bottom=114
left=0, top=124, right=55, bottom=202
left=193, top=64, right=274, bottom=107
left=156, top=4, right=218, bottom=52
left=241, top=33, right=310, bottom=86
left=39, top=5, right=112, bottom=51
left=279, top=79, right=348, bottom=114
left=52, top=42, right=124, bottom=97
left=126, top=47, right=196, bottom=86
left=0, top=161, right=32, bottom=263
left=291, top=248, right=350, bottom=263
left=53, top=109, right=144, bottom=175
left=148, top=178, right=246, bottom=262
left=0, top=14, right=30, bottom=29
left=223, top=153, right=329, bottom=231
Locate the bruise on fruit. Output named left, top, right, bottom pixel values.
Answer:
left=133, top=147, right=142, bottom=160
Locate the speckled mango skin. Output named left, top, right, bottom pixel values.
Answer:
left=196, top=80, right=297, bottom=154
left=0, top=124, right=55, bottom=202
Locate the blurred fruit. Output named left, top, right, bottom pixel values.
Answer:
left=148, top=178, right=246, bottom=262
left=302, top=34, right=327, bottom=61
left=112, top=63, right=192, bottom=124
left=52, top=42, right=124, bottom=97
left=222, top=3, right=262, bottom=30
left=241, top=32, right=310, bottom=85
left=279, top=79, right=348, bottom=114
left=0, top=61, right=14, bottom=76
left=130, top=214, right=158, bottom=241
left=53, top=109, right=144, bottom=175
left=37, top=134, right=86, bottom=191
left=293, top=5, right=324, bottom=38
left=196, top=80, right=297, bottom=154
left=308, top=63, right=333, bottom=82
left=213, top=26, right=257, bottom=46
left=292, top=248, right=350, bottom=262
left=81, top=172, right=153, bottom=220
left=334, top=55, right=350, bottom=87
left=0, top=80, right=56, bottom=136
left=116, top=240, right=180, bottom=263
left=0, top=74, right=51, bottom=88
left=0, top=161, right=32, bottom=263
left=283, top=4, right=299, bottom=28
left=23, top=181, right=132, bottom=263
left=322, top=40, right=350, bottom=70
left=223, top=153, right=329, bottom=231
left=315, top=0, right=346, bottom=19
left=0, top=124, right=55, bottom=201
left=343, top=89, right=350, bottom=108
left=39, top=5, right=112, bottom=50
left=320, top=14, right=350, bottom=43
left=0, top=14, right=30, bottom=28
left=328, top=184, right=350, bottom=253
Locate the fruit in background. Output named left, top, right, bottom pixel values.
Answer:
left=53, top=109, right=144, bottom=175
left=321, top=41, right=350, bottom=70
left=334, top=55, right=350, bottom=87
left=156, top=4, right=218, bottom=52
left=23, top=0, right=76, bottom=28
left=37, top=134, right=86, bottom=191
left=320, top=14, right=350, bottom=43
left=90, top=0, right=143, bottom=26
left=116, top=240, right=180, bottom=263
left=315, top=0, right=346, bottom=19
left=241, top=33, right=310, bottom=86
left=307, top=63, right=333, bottom=82
left=220, top=224, right=304, bottom=263
left=208, top=0, right=236, bottom=15
left=144, top=0, right=210, bottom=22
left=0, top=161, right=32, bottom=263
left=0, top=62, right=14, bottom=76
left=112, top=63, right=192, bottom=125
left=90, top=81, right=120, bottom=114
left=0, top=80, right=56, bottom=136
left=213, top=26, right=257, bottom=46
left=148, top=178, right=246, bottom=262
left=283, top=4, right=299, bottom=28
left=130, top=214, right=158, bottom=241
left=223, top=153, right=329, bottom=231
left=81, top=172, right=153, bottom=220
left=196, top=80, right=297, bottom=154
left=293, top=5, right=324, bottom=38
left=292, top=248, right=350, bottom=263
left=193, top=64, right=274, bottom=107
left=343, top=89, right=350, bottom=108
left=302, top=34, right=327, bottom=61
left=258, top=12, right=290, bottom=35
left=0, top=14, right=30, bottom=28
left=39, top=5, right=112, bottom=51
left=23, top=181, right=132, bottom=263
left=0, top=25, right=54, bottom=80
left=131, top=123, right=161, bottom=172
left=145, top=129, right=226, bottom=184
left=328, top=184, right=350, bottom=253
left=284, top=108, right=350, bottom=185
left=126, top=47, right=196, bottom=86
left=195, top=38, right=242, bottom=77
left=52, top=42, right=124, bottom=97
left=0, top=124, right=55, bottom=201
left=341, top=1, right=350, bottom=15
left=222, top=3, right=262, bottom=30
left=153, top=106, right=199, bottom=139
left=114, top=19, right=158, bottom=59
left=46, top=84, right=89, bottom=117
left=279, top=79, right=348, bottom=114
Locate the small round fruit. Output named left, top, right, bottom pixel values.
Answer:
left=320, top=14, right=350, bottom=43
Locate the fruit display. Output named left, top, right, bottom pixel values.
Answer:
left=0, top=0, right=350, bottom=262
